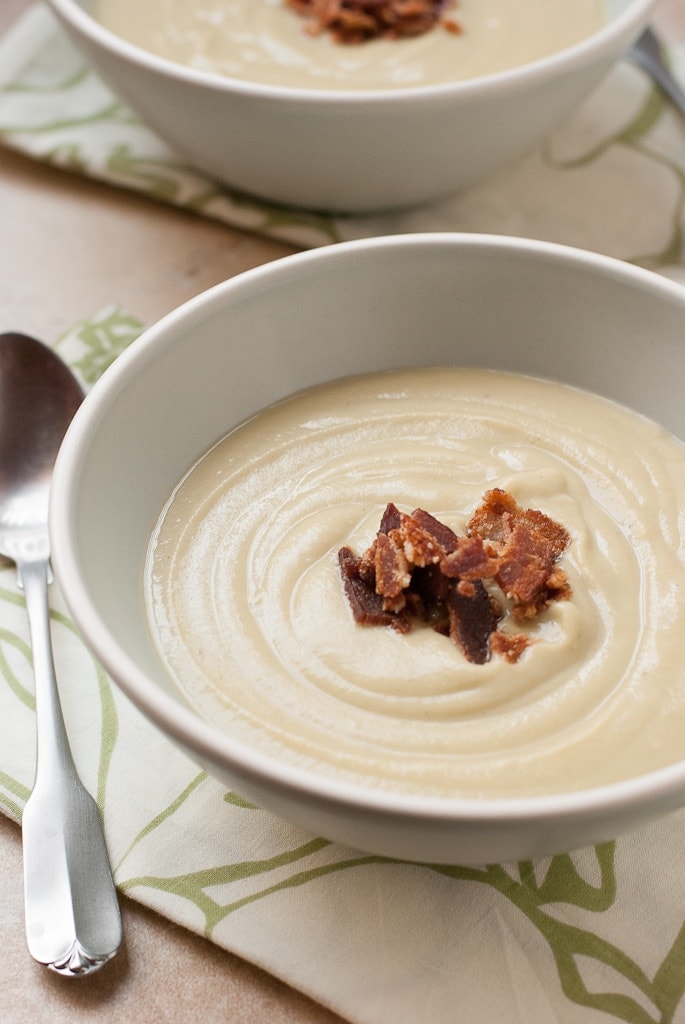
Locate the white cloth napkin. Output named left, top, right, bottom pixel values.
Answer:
left=2, top=8, right=685, bottom=1024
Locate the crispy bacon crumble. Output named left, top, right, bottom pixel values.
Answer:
left=338, top=489, right=572, bottom=664
left=285, top=0, right=461, bottom=44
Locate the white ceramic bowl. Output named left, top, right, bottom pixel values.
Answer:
left=45, top=0, right=654, bottom=212
left=51, top=234, right=685, bottom=864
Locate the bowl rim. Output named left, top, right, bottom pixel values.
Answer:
left=51, top=231, right=685, bottom=828
left=46, top=0, right=656, bottom=105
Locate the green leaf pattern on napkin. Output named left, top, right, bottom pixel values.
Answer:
left=3, top=8, right=685, bottom=1022
left=54, top=305, right=144, bottom=385
left=432, top=852, right=685, bottom=1023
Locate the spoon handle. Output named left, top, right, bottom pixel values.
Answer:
left=631, top=30, right=685, bottom=119
left=19, top=557, right=122, bottom=976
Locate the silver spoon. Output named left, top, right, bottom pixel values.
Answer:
left=629, top=26, right=685, bottom=117
left=0, top=332, right=122, bottom=975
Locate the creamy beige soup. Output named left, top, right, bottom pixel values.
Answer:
left=94, top=0, right=606, bottom=90
left=146, top=368, right=685, bottom=799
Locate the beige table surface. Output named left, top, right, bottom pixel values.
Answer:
left=2, top=1, right=685, bottom=1021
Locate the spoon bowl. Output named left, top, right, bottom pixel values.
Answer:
left=0, top=335, right=82, bottom=563
left=0, top=332, right=122, bottom=975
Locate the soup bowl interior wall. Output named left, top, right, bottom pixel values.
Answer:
left=45, top=0, right=655, bottom=211
left=51, top=234, right=685, bottom=864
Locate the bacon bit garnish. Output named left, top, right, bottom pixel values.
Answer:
left=468, top=488, right=569, bottom=558
left=393, top=511, right=447, bottom=567
left=375, top=532, right=411, bottom=609
left=285, top=0, right=461, bottom=44
left=338, top=545, right=411, bottom=631
left=446, top=578, right=502, bottom=665
left=441, top=535, right=500, bottom=581
left=338, top=489, right=572, bottom=664
left=378, top=500, right=402, bottom=535
left=490, top=630, right=532, bottom=664
left=409, top=507, right=459, bottom=554
left=468, top=488, right=572, bottom=620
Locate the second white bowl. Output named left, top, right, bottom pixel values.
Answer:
left=46, top=0, right=654, bottom=211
